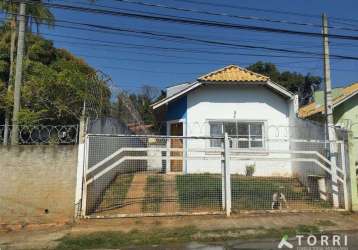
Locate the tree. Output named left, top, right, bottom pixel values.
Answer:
left=116, top=85, right=162, bottom=132
left=0, top=28, right=111, bottom=125
left=26, top=1, right=55, bottom=33
left=247, top=61, right=321, bottom=106
left=298, top=74, right=321, bottom=106
left=0, top=0, right=55, bottom=143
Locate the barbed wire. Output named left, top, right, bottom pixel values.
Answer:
left=0, top=125, right=79, bottom=145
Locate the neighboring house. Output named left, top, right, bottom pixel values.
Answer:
left=152, top=65, right=297, bottom=176
left=299, top=82, right=358, bottom=161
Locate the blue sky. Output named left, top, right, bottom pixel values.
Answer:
left=32, top=0, right=358, bottom=94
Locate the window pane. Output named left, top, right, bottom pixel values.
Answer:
left=224, top=122, right=237, bottom=136
left=237, top=123, right=249, bottom=136
left=250, top=123, right=263, bottom=148
left=250, top=123, right=263, bottom=136
left=238, top=140, right=249, bottom=148
left=251, top=141, right=263, bottom=148
left=250, top=133, right=263, bottom=148
left=210, top=123, right=222, bottom=147
left=209, top=121, right=264, bottom=149
left=237, top=123, right=249, bottom=148
left=210, top=123, right=222, bottom=136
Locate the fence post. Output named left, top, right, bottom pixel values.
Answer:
left=341, top=141, right=350, bottom=210
left=221, top=142, right=226, bottom=211
left=224, top=133, right=231, bottom=216
left=75, top=116, right=87, bottom=218
left=80, top=135, right=89, bottom=217
left=166, top=139, right=170, bottom=173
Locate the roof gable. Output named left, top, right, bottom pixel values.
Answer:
left=299, top=82, right=358, bottom=118
left=198, top=65, right=269, bottom=82
left=152, top=65, right=293, bottom=110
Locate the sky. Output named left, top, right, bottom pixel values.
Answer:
left=21, top=0, right=358, bottom=95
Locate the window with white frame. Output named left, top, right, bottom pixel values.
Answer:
left=209, top=121, right=265, bottom=149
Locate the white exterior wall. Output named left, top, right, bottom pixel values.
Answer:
left=288, top=100, right=329, bottom=190
left=185, top=84, right=293, bottom=177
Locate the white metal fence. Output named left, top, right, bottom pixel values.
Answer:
left=80, top=133, right=349, bottom=218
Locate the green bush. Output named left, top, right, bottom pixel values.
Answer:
left=245, top=164, right=255, bottom=176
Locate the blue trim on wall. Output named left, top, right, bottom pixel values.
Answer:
left=165, top=96, right=187, bottom=121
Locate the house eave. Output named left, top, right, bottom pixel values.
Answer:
left=267, top=80, right=294, bottom=99
left=151, top=79, right=293, bottom=110
left=151, top=81, right=201, bottom=110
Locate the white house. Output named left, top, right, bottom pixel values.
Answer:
left=152, top=65, right=298, bottom=176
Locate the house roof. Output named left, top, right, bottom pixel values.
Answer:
left=199, top=65, right=269, bottom=82
left=152, top=65, right=293, bottom=110
left=313, top=88, right=344, bottom=106
left=298, top=82, right=358, bottom=118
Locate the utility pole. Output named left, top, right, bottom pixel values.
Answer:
left=322, top=13, right=339, bottom=208
left=3, top=13, right=16, bottom=145
left=11, top=1, right=26, bottom=145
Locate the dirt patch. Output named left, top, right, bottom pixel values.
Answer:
left=95, top=173, right=134, bottom=212
left=160, top=175, right=180, bottom=213
left=53, top=223, right=321, bottom=250
left=0, top=225, right=70, bottom=250
left=2, top=212, right=358, bottom=249
left=142, top=175, right=165, bottom=213
left=94, top=174, right=147, bottom=216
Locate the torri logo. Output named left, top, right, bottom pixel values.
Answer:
left=278, top=234, right=294, bottom=249
left=278, top=234, right=348, bottom=249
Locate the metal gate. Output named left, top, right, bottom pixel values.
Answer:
left=80, top=134, right=349, bottom=218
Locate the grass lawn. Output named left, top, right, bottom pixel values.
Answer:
left=96, top=173, right=134, bottom=212
left=176, top=174, right=331, bottom=211
left=176, top=174, right=222, bottom=210
left=142, top=175, right=165, bottom=213
left=231, top=175, right=309, bottom=210
left=55, top=224, right=320, bottom=250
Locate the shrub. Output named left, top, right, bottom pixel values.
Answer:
left=245, top=164, right=255, bottom=177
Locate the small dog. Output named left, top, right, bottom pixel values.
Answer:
left=272, top=191, right=288, bottom=210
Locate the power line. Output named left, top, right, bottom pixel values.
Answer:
left=165, top=0, right=321, bottom=19
left=168, top=0, right=358, bottom=27
left=19, top=1, right=358, bottom=42
left=55, top=0, right=358, bottom=36
left=1, top=10, right=357, bottom=62
left=0, top=15, right=324, bottom=55
left=107, top=0, right=322, bottom=27
left=2, top=12, right=358, bottom=64
left=67, top=0, right=358, bottom=29
left=109, top=0, right=358, bottom=33
left=47, top=22, right=358, bottom=61
left=63, top=51, right=321, bottom=66
left=42, top=32, right=326, bottom=59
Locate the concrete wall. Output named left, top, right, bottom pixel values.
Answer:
left=0, top=145, right=78, bottom=225
left=184, top=84, right=292, bottom=176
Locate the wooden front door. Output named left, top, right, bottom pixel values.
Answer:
left=170, top=123, right=183, bottom=172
